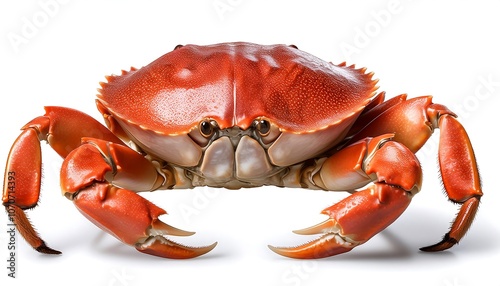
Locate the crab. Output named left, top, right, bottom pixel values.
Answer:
left=2, top=42, right=482, bottom=259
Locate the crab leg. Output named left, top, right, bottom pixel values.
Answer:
left=62, top=138, right=216, bottom=259
left=346, top=96, right=483, bottom=251
left=269, top=135, right=421, bottom=259
left=421, top=114, right=482, bottom=251
left=2, top=107, right=122, bottom=254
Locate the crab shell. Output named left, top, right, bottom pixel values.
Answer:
left=96, top=42, right=378, bottom=185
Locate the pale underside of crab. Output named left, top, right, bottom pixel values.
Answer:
left=3, top=42, right=482, bottom=259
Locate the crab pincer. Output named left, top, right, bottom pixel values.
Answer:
left=269, top=184, right=412, bottom=259
left=61, top=138, right=217, bottom=259
left=270, top=136, right=420, bottom=259
left=73, top=183, right=216, bottom=259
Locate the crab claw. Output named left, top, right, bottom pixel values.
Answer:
left=268, top=216, right=360, bottom=259
left=136, top=236, right=217, bottom=259
left=135, top=219, right=217, bottom=259
left=269, top=183, right=412, bottom=259
left=268, top=218, right=359, bottom=259
left=73, top=183, right=217, bottom=259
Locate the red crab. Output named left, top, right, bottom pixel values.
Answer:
left=2, top=42, right=482, bottom=259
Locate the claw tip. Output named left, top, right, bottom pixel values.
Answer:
left=136, top=237, right=217, bottom=259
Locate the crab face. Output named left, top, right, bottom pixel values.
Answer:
left=96, top=42, right=377, bottom=186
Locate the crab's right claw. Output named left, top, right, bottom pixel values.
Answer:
left=269, top=183, right=412, bottom=259
left=268, top=218, right=358, bottom=259
left=269, top=136, right=422, bottom=259
left=72, top=183, right=217, bottom=259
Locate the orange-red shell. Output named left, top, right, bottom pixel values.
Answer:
left=97, top=42, right=378, bottom=134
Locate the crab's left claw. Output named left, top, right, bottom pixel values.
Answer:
left=64, top=139, right=217, bottom=259
left=73, top=183, right=217, bottom=259
left=269, top=136, right=419, bottom=259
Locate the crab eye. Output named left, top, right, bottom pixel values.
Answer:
left=255, top=119, right=271, bottom=136
left=199, top=120, right=215, bottom=138
left=253, top=119, right=281, bottom=144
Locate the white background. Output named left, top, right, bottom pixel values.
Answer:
left=1, top=1, right=499, bottom=285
